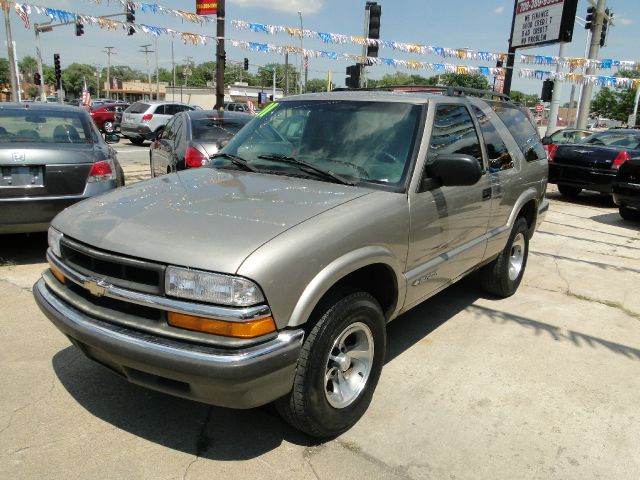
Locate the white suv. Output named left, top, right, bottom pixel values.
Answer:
left=121, top=101, right=196, bottom=145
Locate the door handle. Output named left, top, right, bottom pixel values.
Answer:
left=482, top=188, right=492, bottom=200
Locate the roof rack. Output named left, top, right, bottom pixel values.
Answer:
left=332, top=85, right=511, bottom=102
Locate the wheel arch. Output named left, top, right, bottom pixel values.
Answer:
left=286, top=247, right=405, bottom=329
left=507, top=188, right=540, bottom=239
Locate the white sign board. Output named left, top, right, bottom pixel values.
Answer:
left=511, top=0, right=567, bottom=49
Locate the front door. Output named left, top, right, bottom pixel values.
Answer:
left=404, top=102, right=492, bottom=308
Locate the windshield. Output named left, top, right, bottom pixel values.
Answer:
left=0, top=109, right=92, bottom=144
left=580, top=131, right=640, bottom=149
left=220, top=100, right=423, bottom=189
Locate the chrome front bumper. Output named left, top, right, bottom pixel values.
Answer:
left=34, top=277, right=304, bottom=409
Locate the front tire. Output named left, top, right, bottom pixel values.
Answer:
left=275, top=292, right=386, bottom=438
left=480, top=217, right=529, bottom=297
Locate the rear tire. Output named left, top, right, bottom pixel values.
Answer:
left=103, top=121, right=114, bottom=134
left=275, top=291, right=386, bottom=438
left=557, top=184, right=582, bottom=197
left=619, top=206, right=640, bottom=220
left=480, top=217, right=529, bottom=298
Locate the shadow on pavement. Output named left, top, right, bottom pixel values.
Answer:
left=51, top=277, right=483, bottom=458
left=0, top=232, right=48, bottom=267
left=545, top=189, right=615, bottom=208
left=591, top=212, right=640, bottom=231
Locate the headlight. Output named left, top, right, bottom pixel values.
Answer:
left=48, top=227, right=63, bottom=257
left=165, top=266, right=265, bottom=307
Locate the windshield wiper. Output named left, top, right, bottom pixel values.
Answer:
left=210, top=152, right=258, bottom=172
left=257, top=154, right=354, bottom=186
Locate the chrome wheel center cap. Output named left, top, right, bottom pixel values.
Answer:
left=336, top=353, right=351, bottom=372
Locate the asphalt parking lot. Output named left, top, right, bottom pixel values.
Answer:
left=1, top=144, right=639, bottom=479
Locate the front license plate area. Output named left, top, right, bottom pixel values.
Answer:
left=0, top=166, right=44, bottom=187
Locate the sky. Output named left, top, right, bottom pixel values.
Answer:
left=3, top=0, right=640, bottom=100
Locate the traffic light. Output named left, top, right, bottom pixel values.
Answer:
left=541, top=79, right=554, bottom=102
left=53, top=53, right=61, bottom=85
left=126, top=2, right=135, bottom=35
left=243, top=58, right=249, bottom=71
left=600, top=8, right=611, bottom=47
left=585, top=6, right=594, bottom=30
left=75, top=20, right=84, bottom=36
left=33, top=72, right=41, bottom=85
left=346, top=64, right=362, bottom=89
left=365, top=2, right=382, bottom=58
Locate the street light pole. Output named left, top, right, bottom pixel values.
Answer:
left=155, top=36, right=160, bottom=100
left=104, top=47, right=115, bottom=100
left=34, top=22, right=51, bottom=101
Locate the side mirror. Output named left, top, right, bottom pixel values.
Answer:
left=426, top=154, right=483, bottom=187
left=104, top=133, right=120, bottom=144
left=541, top=136, right=553, bottom=146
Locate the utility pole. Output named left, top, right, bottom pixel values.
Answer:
left=284, top=52, right=289, bottom=96
left=576, top=0, right=607, bottom=130
left=104, top=47, right=115, bottom=100
left=95, top=66, right=101, bottom=98
left=545, top=42, right=567, bottom=136
left=298, top=11, right=304, bottom=94
left=154, top=36, right=160, bottom=100
left=171, top=41, right=176, bottom=101
left=3, top=3, right=19, bottom=101
left=140, top=44, right=154, bottom=101
left=34, top=22, right=51, bottom=101
left=214, top=0, right=225, bottom=109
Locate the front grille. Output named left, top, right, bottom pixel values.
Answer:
left=66, top=281, right=163, bottom=321
left=60, top=237, right=165, bottom=295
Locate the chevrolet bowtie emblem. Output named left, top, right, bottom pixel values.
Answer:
left=83, top=278, right=108, bottom=297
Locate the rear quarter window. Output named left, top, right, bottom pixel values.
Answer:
left=490, top=103, right=546, bottom=162
left=127, top=102, right=151, bottom=114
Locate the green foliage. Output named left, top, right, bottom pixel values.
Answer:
left=369, top=72, right=434, bottom=87
left=0, top=58, right=9, bottom=84
left=509, top=90, right=540, bottom=106
left=18, top=56, right=38, bottom=78
left=591, top=84, right=638, bottom=122
left=61, top=63, right=98, bottom=97
left=438, top=73, right=490, bottom=90
left=305, top=78, right=331, bottom=93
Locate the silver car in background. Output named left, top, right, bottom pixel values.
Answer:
left=0, top=103, right=123, bottom=234
left=120, top=101, right=196, bottom=145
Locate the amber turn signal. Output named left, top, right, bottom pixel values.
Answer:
left=167, top=312, right=276, bottom=338
left=49, top=262, right=65, bottom=284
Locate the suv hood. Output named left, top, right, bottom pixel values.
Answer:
left=53, top=168, right=372, bottom=273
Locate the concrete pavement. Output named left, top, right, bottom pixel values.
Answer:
left=1, top=179, right=639, bottom=479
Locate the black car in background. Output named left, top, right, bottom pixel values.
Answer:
left=613, top=157, right=640, bottom=220
left=547, top=129, right=640, bottom=197
left=0, top=103, right=123, bottom=234
left=150, top=110, right=253, bottom=176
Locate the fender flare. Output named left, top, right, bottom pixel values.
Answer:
left=286, top=245, right=406, bottom=328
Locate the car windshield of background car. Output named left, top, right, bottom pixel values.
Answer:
left=0, top=110, right=90, bottom=144
left=222, top=100, right=422, bottom=188
left=192, top=117, right=247, bottom=142
left=580, top=132, right=640, bottom=149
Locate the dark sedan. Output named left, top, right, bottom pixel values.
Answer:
left=0, top=103, right=123, bottom=234
left=613, top=157, right=640, bottom=220
left=547, top=129, right=640, bottom=197
left=150, top=110, right=252, bottom=176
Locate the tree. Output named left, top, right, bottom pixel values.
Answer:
left=61, top=63, right=98, bottom=97
left=591, top=87, right=618, bottom=119
left=256, top=63, right=297, bottom=91
left=305, top=78, right=330, bottom=93
left=510, top=90, right=540, bottom=106
left=370, top=72, right=433, bottom=87
left=19, top=56, right=38, bottom=80
left=0, top=58, right=9, bottom=84
left=438, top=73, right=490, bottom=90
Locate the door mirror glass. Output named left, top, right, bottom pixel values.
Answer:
left=541, top=136, right=553, bottom=145
left=104, top=133, right=120, bottom=144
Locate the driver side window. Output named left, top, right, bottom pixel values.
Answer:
left=426, top=104, right=483, bottom=166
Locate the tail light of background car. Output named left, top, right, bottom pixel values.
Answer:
left=87, top=159, right=116, bottom=183
left=185, top=146, right=209, bottom=169
left=142, top=113, right=153, bottom=122
left=612, top=151, right=630, bottom=170
left=547, top=144, right=558, bottom=161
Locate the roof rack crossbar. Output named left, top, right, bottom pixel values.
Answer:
left=332, top=84, right=510, bottom=102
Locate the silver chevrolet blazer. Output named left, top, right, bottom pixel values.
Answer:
left=34, top=88, right=548, bottom=438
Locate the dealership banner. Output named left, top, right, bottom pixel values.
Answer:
left=510, top=0, right=578, bottom=49
left=196, top=0, right=216, bottom=15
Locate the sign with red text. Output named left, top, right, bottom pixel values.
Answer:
left=196, top=0, right=217, bottom=15
left=510, top=0, right=578, bottom=49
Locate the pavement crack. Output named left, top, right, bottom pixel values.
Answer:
left=565, top=292, right=639, bottom=320
left=335, top=440, right=414, bottom=479
left=195, top=407, right=214, bottom=456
